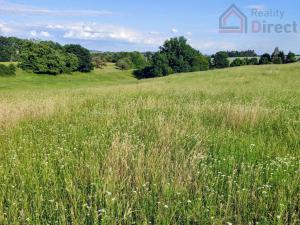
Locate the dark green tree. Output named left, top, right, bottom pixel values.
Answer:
left=134, top=36, right=209, bottom=79
left=249, top=57, right=258, bottom=65
left=272, top=57, right=283, bottom=64
left=134, top=53, right=173, bottom=79
left=129, top=52, right=147, bottom=69
left=64, top=44, right=93, bottom=72
left=259, top=53, right=272, bottom=64
left=213, top=51, right=230, bottom=68
left=286, top=52, right=297, bottom=63
left=19, top=42, right=78, bottom=75
left=271, top=47, right=285, bottom=64
left=159, top=37, right=208, bottom=73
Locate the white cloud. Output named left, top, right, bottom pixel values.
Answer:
left=29, top=30, right=51, bottom=38
left=0, top=0, right=112, bottom=16
left=0, top=22, right=14, bottom=35
left=190, top=40, right=237, bottom=53
left=40, top=31, right=50, bottom=37
left=186, top=32, right=192, bottom=36
left=30, top=30, right=37, bottom=37
left=171, top=28, right=178, bottom=33
left=44, top=22, right=163, bottom=45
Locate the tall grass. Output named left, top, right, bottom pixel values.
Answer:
left=0, top=63, right=299, bottom=224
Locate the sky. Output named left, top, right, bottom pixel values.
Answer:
left=0, top=0, right=300, bottom=54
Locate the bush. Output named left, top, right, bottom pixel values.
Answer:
left=259, top=53, right=272, bottom=65
left=249, top=57, right=258, bottom=65
left=0, top=64, right=16, bottom=76
left=92, top=57, right=107, bottom=69
left=230, top=58, right=246, bottom=67
left=116, top=58, right=133, bottom=70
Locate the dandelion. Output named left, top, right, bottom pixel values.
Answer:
left=227, top=222, right=233, bottom=225
left=164, top=205, right=169, bottom=209
left=187, top=200, right=192, bottom=203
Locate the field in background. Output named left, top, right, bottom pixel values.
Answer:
left=0, top=63, right=299, bottom=224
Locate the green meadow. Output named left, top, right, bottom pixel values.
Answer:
left=0, top=63, right=299, bottom=224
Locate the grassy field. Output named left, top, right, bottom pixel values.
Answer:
left=0, top=63, right=299, bottom=224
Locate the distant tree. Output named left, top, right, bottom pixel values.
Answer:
left=148, top=52, right=173, bottom=76
left=230, top=58, right=246, bottom=67
left=213, top=51, right=230, bottom=68
left=144, top=52, right=155, bottom=62
left=116, top=58, right=133, bottom=70
left=191, top=55, right=210, bottom=71
left=64, top=44, right=93, bottom=72
left=272, top=56, right=283, bottom=64
left=134, top=36, right=209, bottom=79
left=0, top=37, right=13, bottom=62
left=278, top=51, right=285, bottom=64
left=249, top=57, right=258, bottom=65
left=134, top=53, right=173, bottom=79
left=159, top=36, right=208, bottom=73
left=271, top=47, right=285, bottom=64
left=237, top=57, right=258, bottom=66
left=259, top=53, right=272, bottom=64
left=226, top=50, right=257, bottom=57
left=130, top=52, right=147, bottom=69
left=19, top=42, right=79, bottom=75
left=286, top=52, right=297, bottom=63
left=92, top=57, right=107, bottom=69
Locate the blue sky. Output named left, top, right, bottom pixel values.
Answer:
left=0, top=0, right=299, bottom=54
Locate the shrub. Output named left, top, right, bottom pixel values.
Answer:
left=230, top=58, right=246, bottom=67
left=249, top=57, right=258, bottom=65
left=116, top=58, right=133, bottom=70
left=0, top=64, right=16, bottom=76
left=259, top=53, right=272, bottom=65
left=92, top=57, right=107, bottom=69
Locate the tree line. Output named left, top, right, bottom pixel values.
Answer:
left=212, top=47, right=297, bottom=70
left=226, top=50, right=257, bottom=58
left=0, top=35, right=299, bottom=78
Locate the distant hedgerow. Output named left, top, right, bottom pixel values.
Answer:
left=0, top=64, right=16, bottom=76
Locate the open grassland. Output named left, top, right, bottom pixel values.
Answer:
left=0, top=63, right=299, bottom=224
